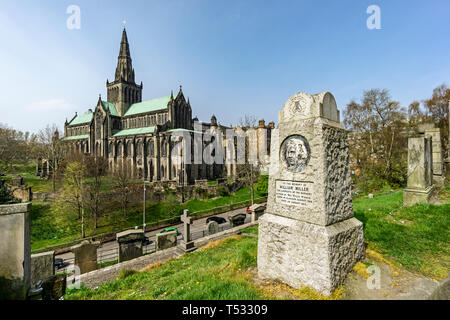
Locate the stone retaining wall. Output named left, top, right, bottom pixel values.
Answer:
left=76, top=221, right=258, bottom=289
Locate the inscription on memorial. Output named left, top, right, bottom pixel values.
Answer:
left=275, top=180, right=313, bottom=207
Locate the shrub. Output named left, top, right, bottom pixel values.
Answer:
left=217, top=185, right=229, bottom=197
left=255, top=175, right=269, bottom=196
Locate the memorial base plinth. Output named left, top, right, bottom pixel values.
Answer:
left=257, top=213, right=365, bottom=296
left=403, top=185, right=434, bottom=206
left=179, top=241, right=196, bottom=253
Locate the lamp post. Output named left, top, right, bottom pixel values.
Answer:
left=181, top=161, right=185, bottom=203
left=143, top=179, right=150, bottom=236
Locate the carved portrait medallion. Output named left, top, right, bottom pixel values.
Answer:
left=280, top=135, right=311, bottom=173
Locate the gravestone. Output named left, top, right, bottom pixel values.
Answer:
left=41, top=274, right=66, bottom=300
left=71, top=240, right=100, bottom=274
left=446, top=100, right=450, bottom=179
left=0, top=203, right=31, bottom=300
left=116, top=229, right=144, bottom=262
left=249, top=203, right=266, bottom=222
left=11, top=175, right=24, bottom=187
left=418, top=123, right=444, bottom=185
left=228, top=213, right=246, bottom=228
left=155, top=231, right=178, bottom=251
left=403, top=136, right=434, bottom=206
left=30, top=251, right=55, bottom=287
left=206, top=221, right=219, bottom=235
left=179, top=210, right=196, bottom=252
left=257, top=92, right=364, bottom=296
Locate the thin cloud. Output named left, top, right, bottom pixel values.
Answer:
left=26, top=99, right=73, bottom=111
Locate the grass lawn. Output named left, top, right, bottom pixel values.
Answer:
left=65, top=233, right=341, bottom=300
left=354, top=190, right=449, bottom=280
left=65, top=190, right=449, bottom=300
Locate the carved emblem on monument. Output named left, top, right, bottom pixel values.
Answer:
left=280, top=135, right=310, bottom=173
left=287, top=93, right=313, bottom=117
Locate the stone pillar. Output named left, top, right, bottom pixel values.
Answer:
left=0, top=203, right=31, bottom=299
left=445, top=101, right=450, bottom=179
left=426, top=128, right=443, bottom=185
left=257, top=92, right=364, bottom=296
left=116, top=229, right=144, bottom=262
left=403, top=136, right=434, bottom=206
left=71, top=240, right=100, bottom=274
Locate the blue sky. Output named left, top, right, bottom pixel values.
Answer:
left=1, top=0, right=449, bottom=133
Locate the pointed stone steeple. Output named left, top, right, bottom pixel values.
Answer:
left=115, top=27, right=135, bottom=83
left=107, top=27, right=143, bottom=116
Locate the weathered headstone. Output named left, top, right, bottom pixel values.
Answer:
left=71, top=240, right=100, bottom=274
left=31, top=251, right=55, bottom=287
left=418, top=123, right=444, bottom=185
left=446, top=100, right=450, bottom=179
left=116, top=229, right=144, bottom=262
left=228, top=213, right=246, bottom=228
left=258, top=92, right=364, bottom=296
left=403, top=136, right=434, bottom=206
left=0, top=203, right=31, bottom=300
left=11, top=175, right=24, bottom=187
left=179, top=210, right=196, bottom=252
left=206, top=221, right=220, bottom=235
left=249, top=203, right=266, bottom=222
left=41, top=274, right=67, bottom=300
left=155, top=231, right=178, bottom=251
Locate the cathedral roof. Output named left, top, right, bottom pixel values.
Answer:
left=101, top=101, right=119, bottom=116
left=112, top=126, right=156, bottom=137
left=123, top=95, right=171, bottom=117
left=68, top=111, right=93, bottom=126
left=62, top=134, right=89, bottom=141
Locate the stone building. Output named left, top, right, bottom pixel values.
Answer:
left=62, top=28, right=226, bottom=185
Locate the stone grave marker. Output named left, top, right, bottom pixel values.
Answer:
left=116, top=229, right=144, bottom=262
left=41, top=274, right=67, bottom=300
left=206, top=221, right=220, bottom=235
left=257, top=91, right=365, bottom=296
left=228, top=213, right=246, bottom=228
left=249, top=203, right=266, bottom=222
left=179, top=210, right=196, bottom=252
left=0, top=203, right=31, bottom=300
left=418, top=123, right=444, bottom=185
left=155, top=231, right=178, bottom=251
left=71, top=240, right=100, bottom=274
left=31, top=251, right=55, bottom=287
left=403, top=136, right=434, bottom=206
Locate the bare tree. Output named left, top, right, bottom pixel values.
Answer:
left=238, top=115, right=257, bottom=128
left=235, top=135, right=261, bottom=205
left=37, top=124, right=66, bottom=192
left=0, top=123, right=36, bottom=173
left=58, top=155, right=88, bottom=238
left=344, top=89, right=408, bottom=187
left=85, top=155, right=109, bottom=229
left=113, top=159, right=132, bottom=216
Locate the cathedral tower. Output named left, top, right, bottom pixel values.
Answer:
left=106, top=28, right=143, bottom=116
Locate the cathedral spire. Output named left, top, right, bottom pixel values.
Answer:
left=115, top=27, right=135, bottom=83
left=119, top=27, right=131, bottom=58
